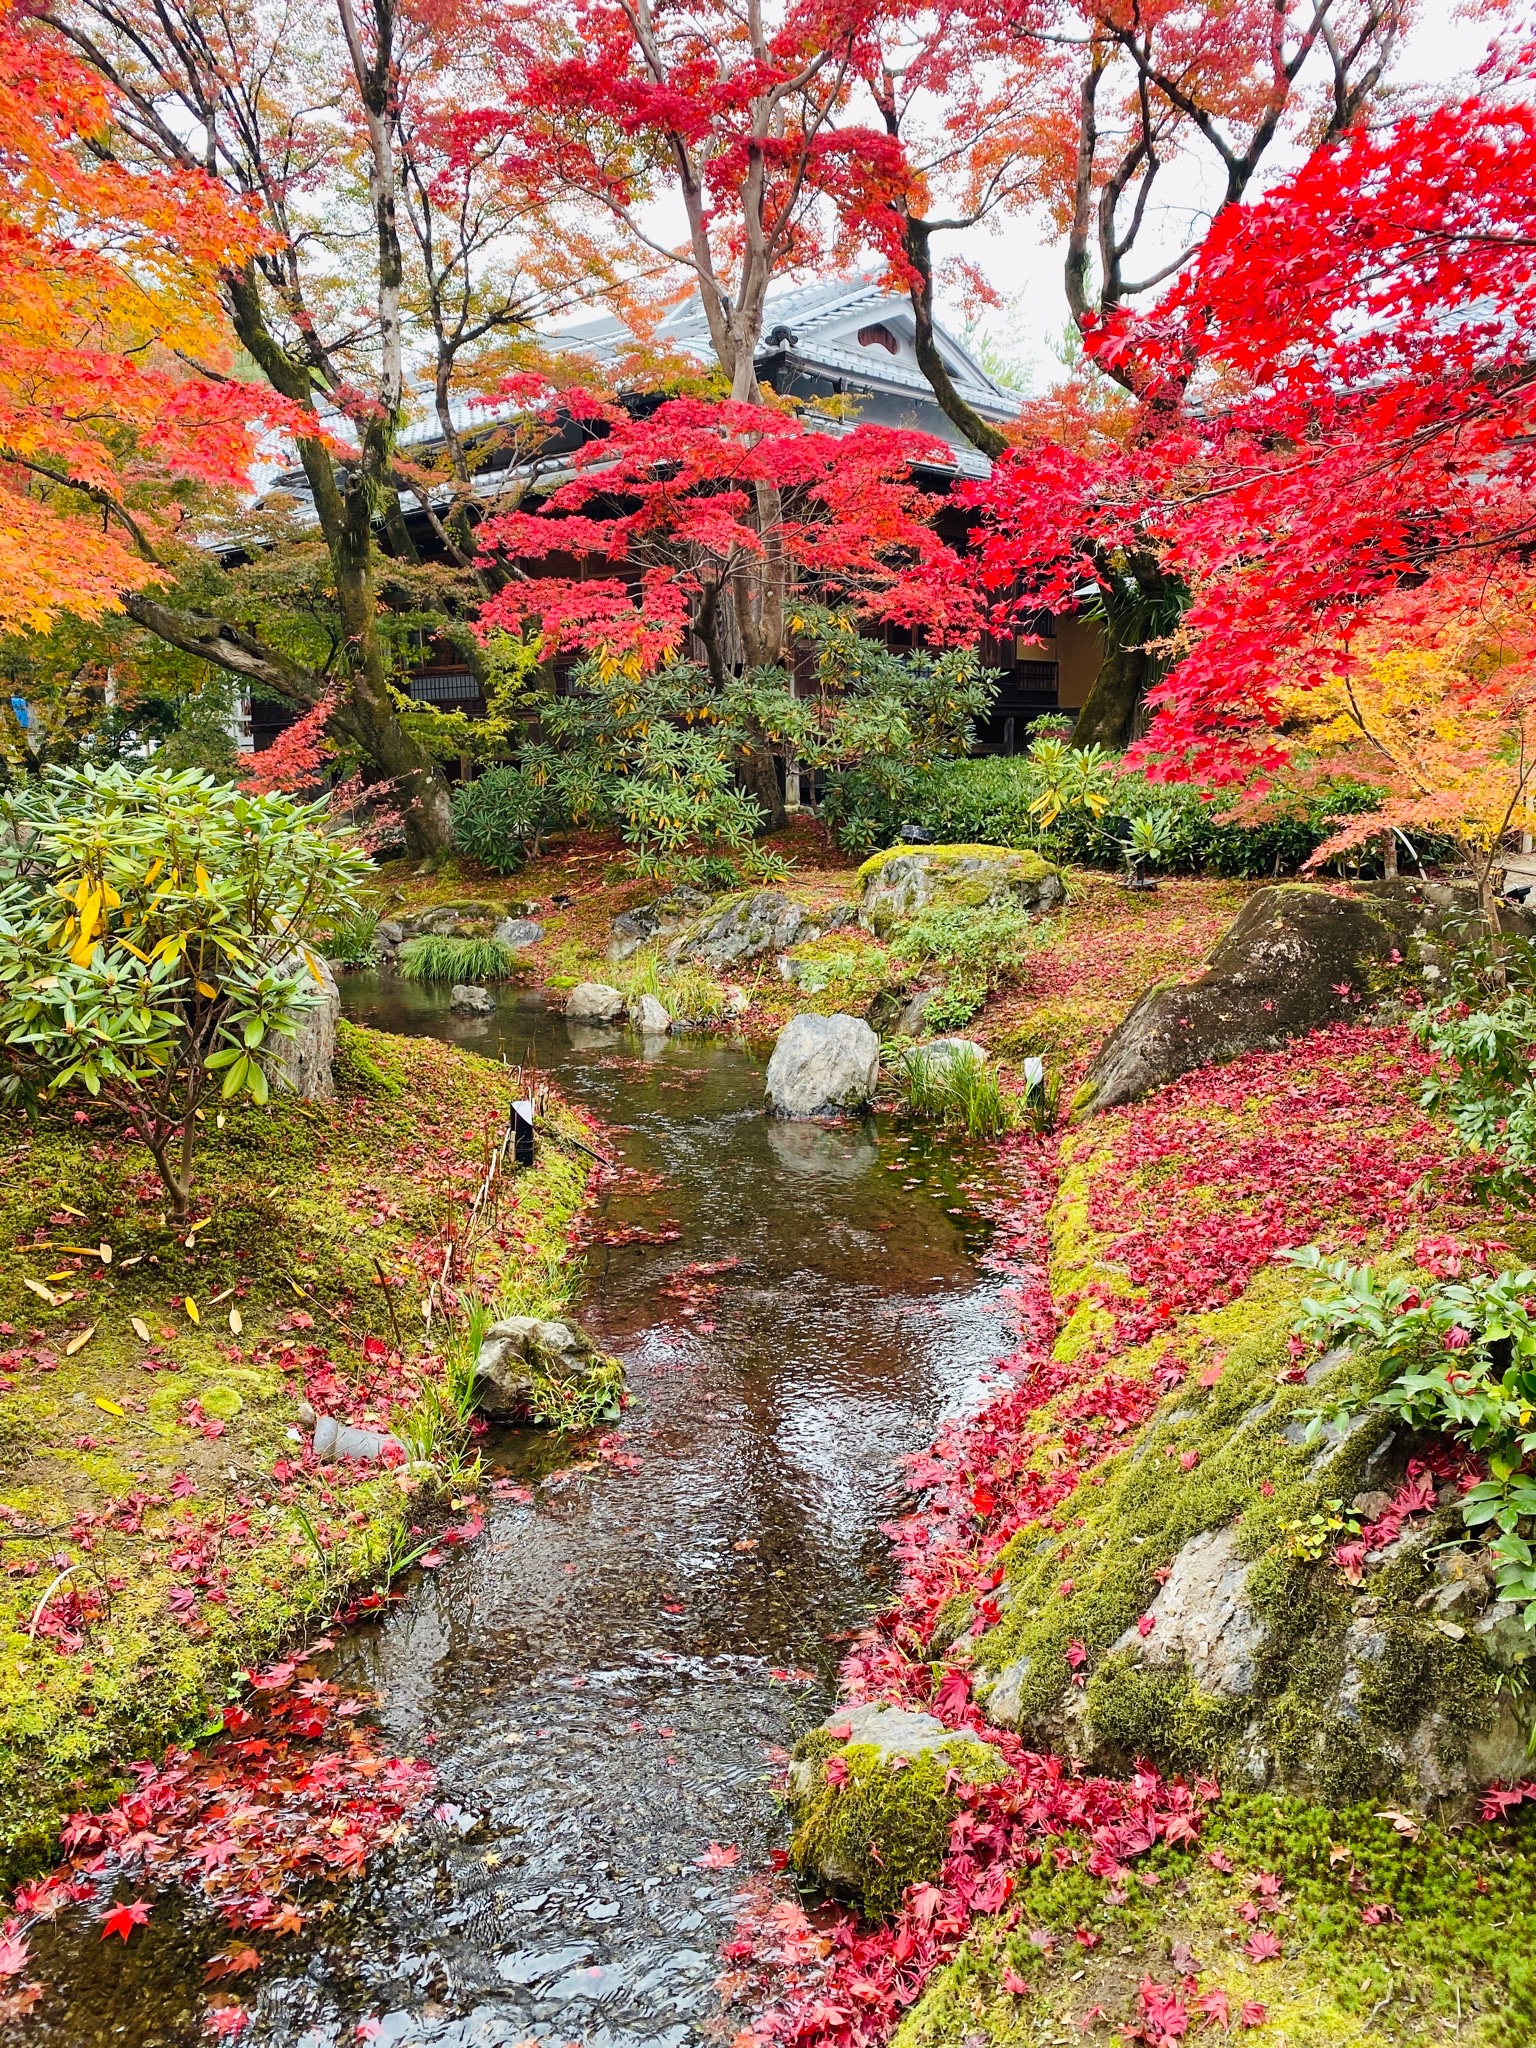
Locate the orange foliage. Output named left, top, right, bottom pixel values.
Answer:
left=1275, top=570, right=1536, bottom=888
left=0, top=2, right=283, bottom=634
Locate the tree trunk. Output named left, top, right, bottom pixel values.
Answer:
left=903, top=217, right=1010, bottom=461
left=1072, top=641, right=1149, bottom=750
left=739, top=736, right=786, bottom=833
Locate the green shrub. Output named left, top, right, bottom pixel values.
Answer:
left=888, top=901, right=1036, bottom=987
left=451, top=766, right=547, bottom=873
left=0, top=762, right=366, bottom=1216
left=397, top=934, right=520, bottom=984
left=825, top=752, right=1386, bottom=877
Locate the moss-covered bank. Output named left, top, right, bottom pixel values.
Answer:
left=893, top=1794, right=1536, bottom=2048
left=0, top=1020, right=597, bottom=1880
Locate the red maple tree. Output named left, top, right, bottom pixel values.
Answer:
left=964, top=35, right=1536, bottom=785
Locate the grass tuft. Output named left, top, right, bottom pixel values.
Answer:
left=897, top=1044, right=1016, bottom=1139
left=398, top=933, right=521, bottom=984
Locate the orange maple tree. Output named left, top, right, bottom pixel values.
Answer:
left=0, top=0, right=273, bottom=636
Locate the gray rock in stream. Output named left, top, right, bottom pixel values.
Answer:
left=566, top=981, right=626, bottom=1022
left=450, top=982, right=496, bottom=1015
left=765, top=1012, right=879, bottom=1118
left=472, top=1314, right=621, bottom=1421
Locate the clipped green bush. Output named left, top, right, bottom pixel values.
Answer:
left=397, top=934, right=520, bottom=984
left=825, top=753, right=1386, bottom=878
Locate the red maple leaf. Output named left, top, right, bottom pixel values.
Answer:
left=100, top=1898, right=151, bottom=1942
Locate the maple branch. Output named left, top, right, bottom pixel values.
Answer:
left=9, top=458, right=164, bottom=562
left=119, top=594, right=331, bottom=711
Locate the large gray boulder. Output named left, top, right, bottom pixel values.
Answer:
left=606, top=887, right=709, bottom=964
left=472, top=1315, right=621, bottom=1421
left=565, top=981, right=626, bottom=1022
left=859, top=845, right=1063, bottom=929
left=766, top=1013, right=880, bottom=1118
left=1077, top=884, right=1411, bottom=1114
left=667, top=889, right=814, bottom=971
left=263, top=950, right=340, bottom=1100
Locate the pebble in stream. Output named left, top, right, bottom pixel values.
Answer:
left=14, top=987, right=1011, bottom=2048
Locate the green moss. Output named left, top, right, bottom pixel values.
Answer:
left=857, top=844, right=1058, bottom=883
left=0, top=1021, right=599, bottom=1881
left=783, top=932, right=895, bottom=1014
left=893, top=1796, right=1536, bottom=2048
left=790, top=1729, right=1008, bottom=1920
left=334, top=1017, right=402, bottom=1095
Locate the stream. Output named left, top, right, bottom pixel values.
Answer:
left=14, top=983, right=1010, bottom=2048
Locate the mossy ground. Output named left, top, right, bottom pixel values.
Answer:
left=0, top=1021, right=595, bottom=1880
left=964, top=1029, right=1508, bottom=1803
left=892, top=1796, right=1536, bottom=2048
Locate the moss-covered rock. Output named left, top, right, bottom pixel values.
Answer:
left=472, top=1314, right=623, bottom=1428
left=858, top=846, right=1063, bottom=929
left=788, top=1704, right=1007, bottom=1919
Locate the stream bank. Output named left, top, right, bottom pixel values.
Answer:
left=0, top=1022, right=593, bottom=1888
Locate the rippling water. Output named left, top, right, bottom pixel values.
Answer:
left=15, top=983, right=1008, bottom=2048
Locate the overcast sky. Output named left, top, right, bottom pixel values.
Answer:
left=942, top=0, right=1498, bottom=390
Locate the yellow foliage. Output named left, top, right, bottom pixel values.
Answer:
left=1277, top=573, right=1536, bottom=885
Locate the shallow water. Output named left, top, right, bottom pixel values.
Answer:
left=15, top=982, right=1009, bottom=2048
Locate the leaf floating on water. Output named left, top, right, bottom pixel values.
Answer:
left=695, top=1842, right=739, bottom=1869
left=99, top=1899, right=150, bottom=1942
left=65, top=1326, right=97, bottom=1356
left=130, top=1316, right=152, bottom=1343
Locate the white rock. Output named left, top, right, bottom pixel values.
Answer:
left=566, top=981, right=626, bottom=1022
left=908, top=1036, right=987, bottom=1075
left=765, top=1012, right=880, bottom=1118
left=630, top=992, right=671, bottom=1035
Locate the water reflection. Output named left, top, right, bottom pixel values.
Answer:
left=16, top=980, right=1009, bottom=2048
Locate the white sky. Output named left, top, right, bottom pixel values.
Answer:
left=942, top=0, right=1496, bottom=390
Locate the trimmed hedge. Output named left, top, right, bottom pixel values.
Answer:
left=823, top=755, right=1386, bottom=879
